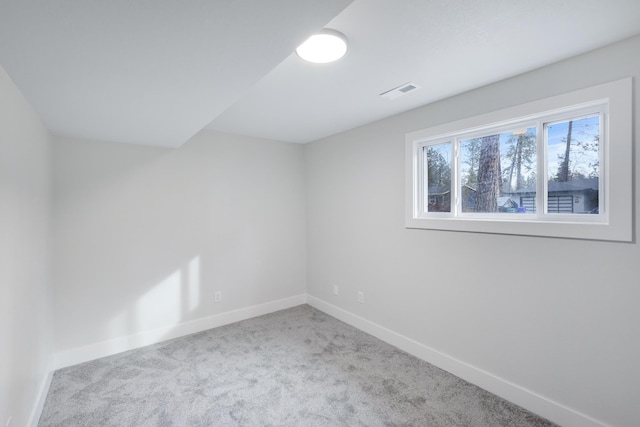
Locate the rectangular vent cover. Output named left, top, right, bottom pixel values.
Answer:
left=380, top=82, right=421, bottom=100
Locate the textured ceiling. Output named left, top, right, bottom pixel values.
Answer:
left=1, top=0, right=640, bottom=147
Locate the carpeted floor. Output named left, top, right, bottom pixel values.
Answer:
left=39, top=305, right=557, bottom=426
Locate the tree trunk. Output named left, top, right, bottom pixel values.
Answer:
left=476, top=135, right=501, bottom=212
left=558, top=121, right=573, bottom=182
left=515, top=135, right=524, bottom=190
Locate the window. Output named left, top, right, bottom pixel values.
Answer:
left=406, top=78, right=632, bottom=242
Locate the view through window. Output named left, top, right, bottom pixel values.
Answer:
left=406, top=78, right=632, bottom=241
left=417, top=109, right=602, bottom=218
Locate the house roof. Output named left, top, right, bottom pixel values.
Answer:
left=497, top=197, right=517, bottom=207
left=427, top=185, right=450, bottom=196
left=507, top=178, right=599, bottom=194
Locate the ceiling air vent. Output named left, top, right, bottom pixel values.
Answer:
left=380, top=82, right=421, bottom=100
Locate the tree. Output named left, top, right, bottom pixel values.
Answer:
left=475, top=135, right=501, bottom=212
left=503, top=132, right=536, bottom=191
left=426, top=145, right=452, bottom=211
left=553, top=117, right=599, bottom=182
left=426, top=146, right=451, bottom=188
left=461, top=138, right=481, bottom=186
left=583, top=134, right=600, bottom=178
left=556, top=120, right=573, bottom=182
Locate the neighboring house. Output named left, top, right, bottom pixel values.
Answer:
left=461, top=184, right=477, bottom=212
left=506, top=177, right=599, bottom=213
left=427, top=184, right=450, bottom=212
left=461, top=185, right=519, bottom=213
left=497, top=196, right=519, bottom=212
left=458, top=179, right=598, bottom=213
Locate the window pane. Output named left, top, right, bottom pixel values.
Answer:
left=460, top=127, right=537, bottom=213
left=424, top=142, right=451, bottom=212
left=546, top=115, right=600, bottom=214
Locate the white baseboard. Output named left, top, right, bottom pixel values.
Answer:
left=45, top=293, right=608, bottom=427
left=28, top=367, right=53, bottom=427
left=52, top=294, right=307, bottom=370
left=307, top=295, right=609, bottom=427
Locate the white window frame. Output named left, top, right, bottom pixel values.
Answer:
left=405, top=78, right=632, bottom=242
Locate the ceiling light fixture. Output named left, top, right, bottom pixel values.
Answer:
left=296, top=29, right=348, bottom=64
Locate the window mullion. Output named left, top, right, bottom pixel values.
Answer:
left=452, top=138, right=460, bottom=216
left=537, top=120, right=546, bottom=217
left=599, top=111, right=606, bottom=216
left=418, top=143, right=425, bottom=216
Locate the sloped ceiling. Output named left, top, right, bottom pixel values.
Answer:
left=0, top=0, right=352, bottom=147
left=207, top=0, right=640, bottom=143
left=2, top=0, right=640, bottom=147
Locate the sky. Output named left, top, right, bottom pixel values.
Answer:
left=546, top=114, right=600, bottom=179
left=426, top=113, right=601, bottom=193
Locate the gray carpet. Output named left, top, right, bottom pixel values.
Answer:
left=39, top=305, right=556, bottom=426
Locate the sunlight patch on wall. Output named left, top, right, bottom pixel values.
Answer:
left=136, top=270, right=182, bottom=331
left=188, top=256, right=201, bottom=312
left=102, top=255, right=203, bottom=354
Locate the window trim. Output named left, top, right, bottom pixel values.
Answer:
left=405, top=78, right=632, bottom=242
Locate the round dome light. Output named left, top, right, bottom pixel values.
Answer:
left=296, top=29, right=348, bottom=64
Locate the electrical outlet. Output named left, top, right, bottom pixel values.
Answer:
left=357, top=291, right=364, bottom=304
left=333, top=285, right=339, bottom=295
left=214, top=291, right=222, bottom=303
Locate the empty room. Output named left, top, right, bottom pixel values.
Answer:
left=1, top=1, right=639, bottom=426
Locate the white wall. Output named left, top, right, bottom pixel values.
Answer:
left=0, top=66, right=53, bottom=426
left=8, top=31, right=638, bottom=427
left=53, top=131, right=306, bottom=358
left=305, top=35, right=640, bottom=427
